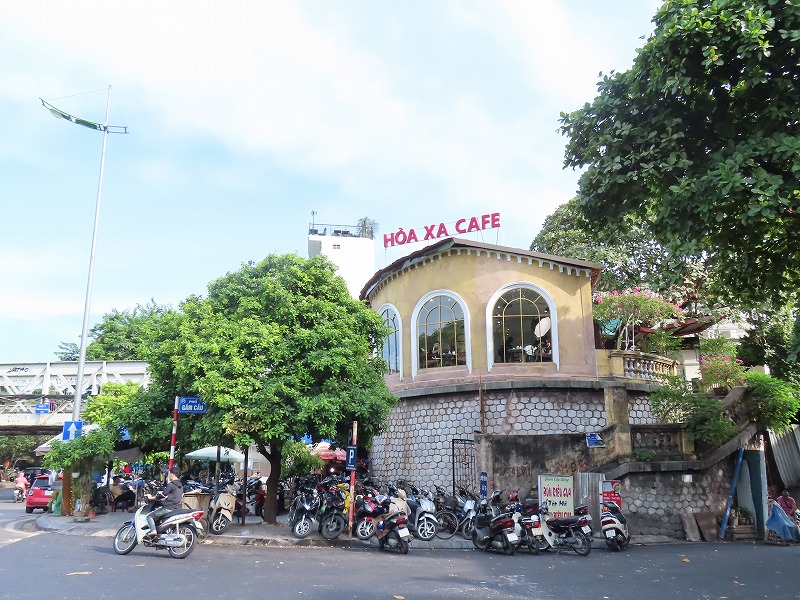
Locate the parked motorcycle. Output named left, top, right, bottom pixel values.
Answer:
left=535, top=501, right=592, bottom=556
left=601, top=501, right=630, bottom=551
left=514, top=511, right=541, bottom=554
left=471, top=497, right=518, bottom=555
left=316, top=479, right=348, bottom=540
left=434, top=485, right=477, bottom=539
left=373, top=497, right=412, bottom=554
left=288, top=483, right=320, bottom=538
left=112, top=499, right=205, bottom=559
left=208, top=477, right=237, bottom=534
left=403, top=483, right=438, bottom=541
left=354, top=488, right=380, bottom=540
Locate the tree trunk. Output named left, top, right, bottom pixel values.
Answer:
left=256, top=440, right=282, bottom=525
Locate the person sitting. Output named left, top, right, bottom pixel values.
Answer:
left=145, top=467, right=184, bottom=540
left=110, top=476, right=137, bottom=512
left=14, top=471, right=29, bottom=495
left=777, top=490, right=798, bottom=517
left=540, top=340, right=553, bottom=361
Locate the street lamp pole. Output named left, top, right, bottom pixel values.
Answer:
left=71, top=85, right=112, bottom=422
left=41, top=85, right=127, bottom=422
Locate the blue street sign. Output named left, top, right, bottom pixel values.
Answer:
left=62, top=421, right=83, bottom=441
left=35, top=403, right=50, bottom=414
left=345, top=445, right=357, bottom=471
left=586, top=433, right=606, bottom=448
left=178, top=396, right=207, bottom=414
left=480, top=471, right=488, bottom=498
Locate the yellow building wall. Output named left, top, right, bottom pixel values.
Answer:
left=368, top=248, right=597, bottom=383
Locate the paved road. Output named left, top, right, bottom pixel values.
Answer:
left=1, top=522, right=798, bottom=600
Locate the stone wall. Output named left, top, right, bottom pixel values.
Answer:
left=628, top=392, right=658, bottom=424
left=620, top=460, right=732, bottom=538
left=370, top=385, right=609, bottom=490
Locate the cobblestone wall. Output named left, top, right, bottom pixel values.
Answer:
left=370, top=387, right=606, bottom=489
left=628, top=392, right=658, bottom=424
left=621, top=461, right=732, bottom=538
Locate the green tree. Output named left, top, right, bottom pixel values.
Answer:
left=56, top=301, right=170, bottom=362
left=531, top=198, right=679, bottom=293
left=167, top=254, right=396, bottom=523
left=43, top=427, right=116, bottom=512
left=737, top=302, right=800, bottom=385
left=0, top=435, right=51, bottom=469
left=560, top=0, right=800, bottom=304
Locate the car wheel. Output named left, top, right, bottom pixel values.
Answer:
left=25, top=507, right=33, bottom=514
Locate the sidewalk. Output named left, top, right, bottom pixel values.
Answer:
left=34, top=510, right=682, bottom=549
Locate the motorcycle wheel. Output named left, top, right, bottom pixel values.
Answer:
left=113, top=523, right=137, bottom=555
left=461, top=516, right=476, bottom=540
left=572, top=530, right=591, bottom=556
left=356, top=517, right=374, bottom=540
left=392, top=530, right=409, bottom=555
left=293, top=516, right=312, bottom=538
left=606, top=536, right=620, bottom=552
left=471, top=530, right=489, bottom=551
left=415, top=514, right=438, bottom=541
left=435, top=510, right=458, bottom=539
left=168, top=525, right=197, bottom=559
left=320, top=513, right=345, bottom=540
left=524, top=536, right=539, bottom=555
left=210, top=512, right=231, bottom=535
left=503, top=536, right=516, bottom=555
left=620, top=534, right=631, bottom=549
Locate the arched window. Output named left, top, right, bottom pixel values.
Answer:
left=380, top=305, right=400, bottom=375
left=417, top=295, right=467, bottom=369
left=492, top=287, right=553, bottom=364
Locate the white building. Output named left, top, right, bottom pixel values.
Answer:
left=307, top=222, right=375, bottom=300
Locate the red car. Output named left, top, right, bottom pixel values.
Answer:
left=25, top=475, right=60, bottom=513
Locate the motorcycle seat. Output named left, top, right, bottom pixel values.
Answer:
left=548, top=516, right=582, bottom=528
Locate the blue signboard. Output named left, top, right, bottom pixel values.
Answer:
left=35, top=403, right=50, bottom=414
left=480, top=471, right=488, bottom=498
left=586, top=433, right=606, bottom=448
left=345, top=445, right=357, bottom=471
left=62, top=421, right=83, bottom=441
left=178, top=396, right=207, bottom=414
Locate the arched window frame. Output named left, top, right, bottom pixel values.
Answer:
left=411, top=290, right=471, bottom=379
left=485, top=282, right=559, bottom=371
left=378, top=303, right=402, bottom=377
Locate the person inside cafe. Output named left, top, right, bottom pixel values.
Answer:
left=110, top=475, right=137, bottom=512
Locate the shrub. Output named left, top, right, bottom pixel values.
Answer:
left=699, top=355, right=747, bottom=390
left=651, top=375, right=737, bottom=446
left=742, top=371, right=800, bottom=434
left=639, top=329, right=683, bottom=358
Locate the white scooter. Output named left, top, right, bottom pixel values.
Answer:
left=208, top=478, right=238, bottom=534
left=601, top=501, right=630, bottom=551
left=112, top=499, right=205, bottom=559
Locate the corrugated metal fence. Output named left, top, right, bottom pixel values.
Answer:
left=769, top=425, right=800, bottom=489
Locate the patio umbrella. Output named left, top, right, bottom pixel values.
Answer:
left=184, top=446, right=244, bottom=462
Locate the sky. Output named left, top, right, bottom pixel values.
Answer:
left=0, top=1, right=662, bottom=364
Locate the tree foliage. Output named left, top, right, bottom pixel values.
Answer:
left=742, top=371, right=800, bottom=433
left=737, top=302, right=800, bottom=384
left=164, top=254, right=396, bottom=522
left=0, top=435, right=51, bottom=468
left=560, top=0, right=800, bottom=304
left=56, top=301, right=170, bottom=361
